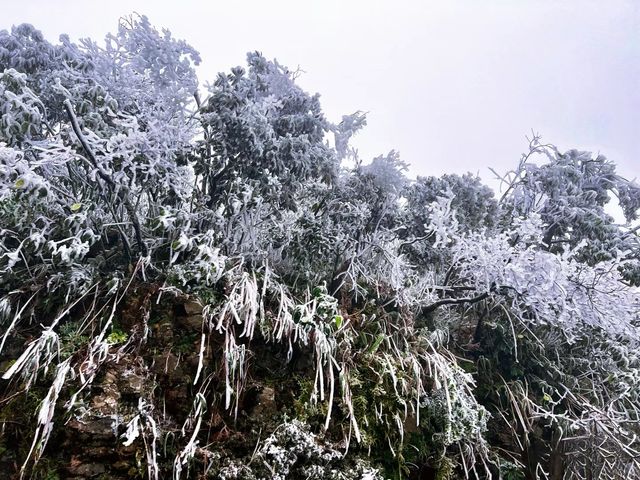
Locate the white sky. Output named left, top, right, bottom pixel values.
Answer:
left=3, top=0, right=639, bottom=188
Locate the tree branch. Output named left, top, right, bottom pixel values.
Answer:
left=421, top=283, right=497, bottom=315
left=64, top=99, right=148, bottom=257
left=421, top=291, right=491, bottom=314
left=63, top=100, right=114, bottom=188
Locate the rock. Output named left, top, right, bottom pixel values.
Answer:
left=153, top=321, right=175, bottom=342
left=403, top=414, right=420, bottom=434
left=91, top=388, right=120, bottom=413
left=183, top=299, right=203, bottom=316
left=177, top=313, right=204, bottom=331
left=177, top=300, right=205, bottom=331
left=112, top=460, right=132, bottom=471
left=118, top=367, right=145, bottom=395
left=67, top=455, right=106, bottom=477
left=252, top=386, right=277, bottom=418
left=83, top=446, right=112, bottom=458
left=151, top=350, right=184, bottom=379
left=67, top=415, right=118, bottom=439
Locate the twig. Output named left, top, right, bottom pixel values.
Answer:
left=64, top=99, right=148, bottom=257
left=421, top=288, right=493, bottom=314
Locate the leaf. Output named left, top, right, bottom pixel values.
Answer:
left=334, top=315, right=343, bottom=329
left=107, top=330, right=128, bottom=345
left=542, top=393, right=552, bottom=402
left=368, top=333, right=385, bottom=355
left=14, top=178, right=25, bottom=189
left=70, top=203, right=82, bottom=212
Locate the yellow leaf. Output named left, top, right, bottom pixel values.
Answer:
left=70, top=203, right=82, bottom=212
left=14, top=178, right=25, bottom=188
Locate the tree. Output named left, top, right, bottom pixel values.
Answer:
left=402, top=172, right=499, bottom=271
left=195, top=52, right=337, bottom=211
left=499, top=135, right=640, bottom=284
left=0, top=16, right=638, bottom=480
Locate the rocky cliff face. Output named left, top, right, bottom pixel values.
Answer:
left=0, top=283, right=387, bottom=480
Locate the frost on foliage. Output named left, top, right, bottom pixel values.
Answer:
left=1, top=15, right=639, bottom=480
left=0, top=69, right=44, bottom=144
left=121, top=398, right=160, bottom=480
left=427, top=191, right=459, bottom=248
left=19, top=359, right=73, bottom=478
left=450, top=217, right=640, bottom=340
left=2, top=328, right=59, bottom=388
left=503, top=138, right=640, bottom=284
left=217, top=420, right=383, bottom=480
left=359, top=151, right=408, bottom=195
left=333, top=110, right=367, bottom=161
left=172, top=394, right=208, bottom=480
left=196, top=50, right=338, bottom=214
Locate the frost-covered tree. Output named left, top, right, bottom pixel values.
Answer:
left=401, top=172, right=499, bottom=272
left=0, top=16, right=638, bottom=480
left=498, top=135, right=640, bottom=284
left=195, top=52, right=337, bottom=209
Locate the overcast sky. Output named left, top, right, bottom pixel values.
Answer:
left=3, top=0, right=639, bottom=188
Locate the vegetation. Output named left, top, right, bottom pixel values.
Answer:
left=0, top=15, right=639, bottom=479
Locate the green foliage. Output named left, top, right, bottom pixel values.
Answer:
left=31, top=459, right=61, bottom=480
left=174, top=332, right=198, bottom=354
left=106, top=328, right=128, bottom=345
left=59, top=321, right=89, bottom=359
left=498, top=459, right=526, bottom=480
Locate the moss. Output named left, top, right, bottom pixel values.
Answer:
left=344, top=358, right=419, bottom=479
left=174, top=331, right=199, bottom=354
left=31, top=458, right=63, bottom=480
left=292, top=376, right=326, bottom=425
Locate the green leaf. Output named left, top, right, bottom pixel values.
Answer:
left=14, top=178, right=25, bottom=189
left=70, top=203, right=82, bottom=212
left=542, top=393, right=552, bottom=402
left=368, top=333, right=385, bottom=355
left=107, top=329, right=128, bottom=345
left=334, top=315, right=343, bottom=329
